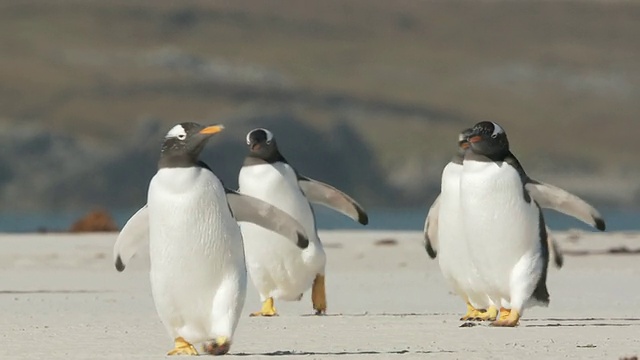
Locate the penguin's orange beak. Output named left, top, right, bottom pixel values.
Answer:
left=200, top=125, right=225, bottom=135
left=468, top=135, right=482, bottom=143
left=460, top=142, right=470, bottom=149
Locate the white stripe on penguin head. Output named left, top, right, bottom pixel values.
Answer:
left=246, top=128, right=274, bottom=145
left=491, top=122, right=504, bottom=137
left=165, top=124, right=187, bottom=139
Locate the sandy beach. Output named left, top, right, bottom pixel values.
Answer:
left=0, top=230, right=639, bottom=359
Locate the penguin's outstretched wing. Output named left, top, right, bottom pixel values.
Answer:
left=505, top=153, right=605, bottom=231
left=423, top=195, right=440, bottom=259
left=225, top=189, right=310, bottom=249
left=296, top=174, right=369, bottom=225
left=525, top=180, right=606, bottom=231
left=113, top=205, right=149, bottom=272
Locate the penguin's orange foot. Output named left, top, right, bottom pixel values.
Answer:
left=312, top=274, right=327, bottom=315
left=250, top=310, right=278, bottom=317
left=250, top=297, right=278, bottom=317
left=467, top=309, right=487, bottom=321
left=473, top=305, right=498, bottom=321
left=491, top=309, right=520, bottom=327
left=460, top=302, right=484, bottom=321
left=313, top=305, right=327, bottom=316
left=203, top=336, right=231, bottom=356
left=497, top=307, right=511, bottom=321
left=167, top=337, right=198, bottom=356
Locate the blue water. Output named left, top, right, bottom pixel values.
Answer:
left=312, top=207, right=638, bottom=232
left=0, top=206, right=637, bottom=233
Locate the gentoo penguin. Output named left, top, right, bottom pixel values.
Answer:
left=424, top=128, right=606, bottom=321
left=425, top=128, right=495, bottom=320
left=238, top=128, right=368, bottom=316
left=114, top=123, right=310, bottom=355
left=425, top=162, right=605, bottom=264
left=425, top=129, right=497, bottom=321
left=460, top=121, right=551, bottom=327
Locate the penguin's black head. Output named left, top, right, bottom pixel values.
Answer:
left=246, top=128, right=285, bottom=163
left=158, top=122, right=224, bottom=168
left=466, top=121, right=509, bottom=160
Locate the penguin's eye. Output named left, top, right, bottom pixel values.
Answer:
left=266, top=140, right=272, bottom=145
left=177, top=134, right=186, bottom=140
left=491, top=133, right=498, bottom=139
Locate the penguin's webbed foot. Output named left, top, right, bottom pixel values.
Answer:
left=472, top=305, right=498, bottom=321
left=250, top=297, right=278, bottom=317
left=167, top=337, right=198, bottom=356
left=311, top=274, right=327, bottom=315
left=313, top=308, right=326, bottom=316
left=250, top=310, right=278, bottom=317
left=460, top=302, right=485, bottom=321
left=203, top=336, right=231, bottom=356
left=491, top=308, right=520, bottom=327
left=466, top=309, right=488, bottom=321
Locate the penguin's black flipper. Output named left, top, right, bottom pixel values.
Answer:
left=113, top=205, right=149, bottom=272
left=297, top=174, right=369, bottom=226
left=423, top=196, right=440, bottom=259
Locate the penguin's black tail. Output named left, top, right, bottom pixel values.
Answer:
left=531, top=278, right=550, bottom=306
left=532, top=206, right=551, bottom=306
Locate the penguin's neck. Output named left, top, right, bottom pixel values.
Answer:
left=464, top=149, right=509, bottom=163
left=244, top=152, right=287, bottom=166
left=158, top=153, right=198, bottom=169
left=451, top=153, right=464, bottom=165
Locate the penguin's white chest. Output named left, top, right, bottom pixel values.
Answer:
left=460, top=160, right=541, bottom=300
left=436, top=162, right=465, bottom=270
left=437, top=162, right=481, bottom=302
left=238, top=163, right=325, bottom=301
left=148, top=167, right=246, bottom=342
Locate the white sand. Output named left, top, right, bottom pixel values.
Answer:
left=0, top=230, right=639, bottom=359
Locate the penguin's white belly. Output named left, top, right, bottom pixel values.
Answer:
left=460, top=160, right=541, bottom=304
left=148, top=168, right=247, bottom=343
left=437, top=163, right=488, bottom=308
left=239, top=163, right=325, bottom=301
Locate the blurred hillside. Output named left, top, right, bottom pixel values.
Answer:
left=0, top=0, right=638, bottom=213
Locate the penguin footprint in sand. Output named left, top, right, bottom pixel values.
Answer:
left=238, top=128, right=368, bottom=317
left=113, top=123, right=310, bottom=356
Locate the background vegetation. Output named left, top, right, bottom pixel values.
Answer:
left=0, top=0, right=638, bottom=212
